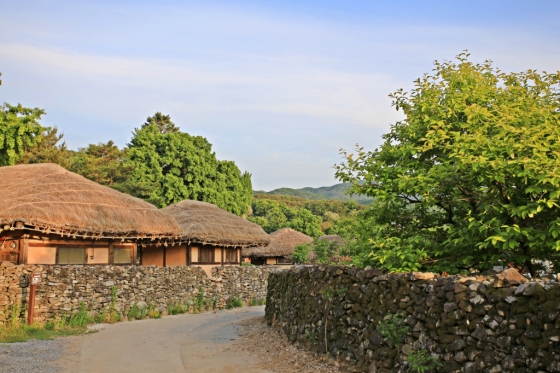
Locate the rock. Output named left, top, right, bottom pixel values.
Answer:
left=401, top=344, right=413, bottom=355
left=454, top=351, right=467, bottom=362
left=454, top=283, right=468, bottom=293
left=470, top=295, right=485, bottom=305
left=488, top=364, right=503, bottom=373
left=504, top=296, right=517, bottom=304
left=523, top=282, right=543, bottom=296
left=514, top=284, right=526, bottom=295
left=444, top=302, right=457, bottom=312
left=493, top=268, right=528, bottom=288
left=411, top=272, right=435, bottom=281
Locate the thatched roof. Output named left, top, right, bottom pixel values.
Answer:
left=243, top=227, right=313, bottom=258
left=0, top=163, right=181, bottom=239
left=308, top=235, right=346, bottom=262
left=318, top=235, right=346, bottom=247
left=161, top=200, right=270, bottom=248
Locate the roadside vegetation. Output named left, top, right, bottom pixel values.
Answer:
left=0, top=304, right=88, bottom=343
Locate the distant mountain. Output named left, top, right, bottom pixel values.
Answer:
left=254, top=183, right=373, bottom=205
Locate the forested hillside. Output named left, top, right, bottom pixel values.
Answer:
left=255, top=183, right=373, bottom=205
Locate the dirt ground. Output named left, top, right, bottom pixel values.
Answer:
left=233, top=317, right=342, bottom=373
left=37, top=305, right=342, bottom=373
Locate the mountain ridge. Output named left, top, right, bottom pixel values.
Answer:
left=254, top=183, right=373, bottom=205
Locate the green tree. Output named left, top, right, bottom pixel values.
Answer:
left=142, top=112, right=180, bottom=134
left=336, top=52, right=560, bottom=275
left=18, top=126, right=69, bottom=167
left=288, top=208, right=323, bottom=238
left=126, top=115, right=252, bottom=215
left=0, top=103, right=45, bottom=166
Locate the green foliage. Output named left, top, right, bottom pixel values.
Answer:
left=241, top=262, right=254, bottom=266
left=305, top=328, right=316, bottom=344
left=249, top=297, right=266, bottom=306
left=18, top=126, right=68, bottom=166
left=336, top=52, right=560, bottom=275
left=128, top=303, right=148, bottom=320
left=288, top=209, right=323, bottom=238
left=251, top=195, right=363, bottom=236
left=167, top=302, right=189, bottom=315
left=312, top=237, right=341, bottom=264
left=319, top=286, right=335, bottom=300
left=147, top=304, right=161, bottom=319
left=376, top=313, right=409, bottom=348
left=226, top=297, right=243, bottom=309
left=126, top=115, right=253, bottom=215
left=407, top=349, right=442, bottom=373
left=248, top=199, right=324, bottom=237
left=336, top=287, right=348, bottom=296
left=0, top=103, right=46, bottom=166
left=292, top=243, right=310, bottom=263
left=68, top=303, right=94, bottom=327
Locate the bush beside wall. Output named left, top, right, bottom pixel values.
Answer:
left=0, top=262, right=275, bottom=324
left=265, top=265, right=560, bottom=373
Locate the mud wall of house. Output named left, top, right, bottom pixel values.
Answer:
left=265, top=266, right=560, bottom=373
left=0, top=263, right=277, bottom=325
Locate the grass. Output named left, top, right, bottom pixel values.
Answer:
left=249, top=297, right=266, bottom=306
left=0, top=304, right=87, bottom=343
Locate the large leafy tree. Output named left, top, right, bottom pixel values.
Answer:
left=0, top=103, right=45, bottom=166
left=126, top=114, right=253, bottom=215
left=336, top=53, right=560, bottom=275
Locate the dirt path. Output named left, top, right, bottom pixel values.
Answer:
left=58, top=306, right=271, bottom=373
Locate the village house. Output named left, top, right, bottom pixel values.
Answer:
left=242, top=227, right=313, bottom=266
left=0, top=163, right=180, bottom=265
left=141, top=200, right=270, bottom=275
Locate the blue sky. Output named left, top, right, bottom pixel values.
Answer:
left=1, top=1, right=559, bottom=190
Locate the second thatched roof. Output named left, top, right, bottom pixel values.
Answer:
left=0, top=163, right=181, bottom=239
left=243, top=227, right=313, bottom=258
left=161, top=200, right=270, bottom=248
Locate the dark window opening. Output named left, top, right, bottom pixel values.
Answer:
left=225, top=249, right=237, bottom=263
left=199, top=247, right=214, bottom=263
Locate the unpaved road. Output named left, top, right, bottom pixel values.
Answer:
left=59, top=306, right=272, bottom=373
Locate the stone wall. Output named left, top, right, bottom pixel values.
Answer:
left=0, top=262, right=275, bottom=324
left=265, top=265, right=560, bottom=373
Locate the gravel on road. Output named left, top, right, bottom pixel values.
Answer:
left=0, top=339, right=66, bottom=373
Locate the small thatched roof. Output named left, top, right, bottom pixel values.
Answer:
left=308, top=234, right=346, bottom=262
left=318, top=235, right=346, bottom=247
left=0, top=163, right=181, bottom=239
left=161, top=200, right=270, bottom=248
left=243, top=227, right=313, bottom=258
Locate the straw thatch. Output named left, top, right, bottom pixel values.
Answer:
left=161, top=200, right=270, bottom=248
left=308, top=234, right=346, bottom=262
left=317, top=234, right=346, bottom=247
left=243, top=227, right=313, bottom=258
left=0, top=163, right=181, bottom=239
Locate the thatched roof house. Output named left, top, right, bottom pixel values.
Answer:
left=242, top=227, right=313, bottom=265
left=162, top=200, right=270, bottom=247
left=0, top=163, right=180, bottom=265
left=142, top=200, right=270, bottom=273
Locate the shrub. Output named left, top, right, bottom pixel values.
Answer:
left=226, top=297, right=243, bottom=309
left=376, top=312, right=408, bottom=348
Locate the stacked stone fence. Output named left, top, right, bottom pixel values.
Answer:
left=265, top=265, right=560, bottom=373
left=0, top=262, right=276, bottom=324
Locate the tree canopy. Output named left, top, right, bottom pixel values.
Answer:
left=0, top=103, right=45, bottom=166
left=126, top=114, right=253, bottom=215
left=336, top=52, right=560, bottom=275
